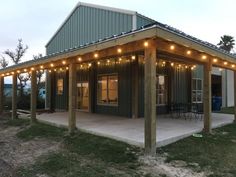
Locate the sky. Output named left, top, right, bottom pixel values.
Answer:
left=0, top=0, right=236, bottom=82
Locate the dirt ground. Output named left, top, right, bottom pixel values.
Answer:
left=0, top=116, right=207, bottom=177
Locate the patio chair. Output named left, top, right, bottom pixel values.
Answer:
left=191, top=103, right=203, bottom=120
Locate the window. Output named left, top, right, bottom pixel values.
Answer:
left=156, top=75, right=167, bottom=105
left=192, top=78, right=203, bottom=103
left=97, top=74, right=118, bottom=105
left=57, top=79, right=64, bottom=95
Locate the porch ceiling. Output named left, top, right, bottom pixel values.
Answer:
left=0, top=23, right=236, bottom=76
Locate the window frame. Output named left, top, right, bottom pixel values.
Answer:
left=56, top=78, right=64, bottom=95
left=97, top=73, right=118, bottom=106
left=156, top=74, right=168, bottom=106
left=192, top=78, right=203, bottom=103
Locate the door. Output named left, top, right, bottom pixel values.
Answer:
left=77, top=82, right=89, bottom=111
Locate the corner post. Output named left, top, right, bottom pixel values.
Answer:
left=12, top=74, right=17, bottom=119
left=144, top=40, right=157, bottom=155
left=68, top=59, right=77, bottom=134
left=0, top=76, right=4, bottom=114
left=203, top=61, right=212, bottom=133
left=31, top=70, right=37, bottom=124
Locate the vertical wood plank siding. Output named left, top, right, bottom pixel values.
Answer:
left=46, top=6, right=133, bottom=55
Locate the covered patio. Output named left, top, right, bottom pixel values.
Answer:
left=36, top=112, right=234, bottom=147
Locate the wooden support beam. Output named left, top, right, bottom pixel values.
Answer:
left=0, top=77, right=4, bottom=114
left=45, top=70, right=52, bottom=110
left=12, top=74, right=17, bottom=119
left=68, top=60, right=77, bottom=134
left=144, top=40, right=157, bottom=155
left=31, top=70, right=37, bottom=124
left=234, top=71, right=236, bottom=123
left=132, top=55, right=139, bottom=118
left=203, top=61, right=212, bottom=133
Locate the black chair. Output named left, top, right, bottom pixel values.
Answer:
left=191, top=103, right=203, bottom=120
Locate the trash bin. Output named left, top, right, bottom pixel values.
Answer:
left=212, top=96, right=222, bottom=111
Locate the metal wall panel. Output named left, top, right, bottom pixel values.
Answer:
left=136, top=14, right=155, bottom=28
left=46, top=6, right=133, bottom=55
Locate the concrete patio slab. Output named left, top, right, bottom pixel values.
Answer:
left=36, top=112, right=234, bottom=147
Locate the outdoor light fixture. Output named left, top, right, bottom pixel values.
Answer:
left=17, top=70, right=20, bottom=73
left=1, top=74, right=4, bottom=76
left=131, top=56, right=136, bottom=60
left=94, top=53, right=98, bottom=58
left=107, top=59, right=110, bottom=63
left=119, top=58, right=122, bottom=62
left=171, top=63, right=174, bottom=67
left=117, top=48, right=122, bottom=53
left=170, top=45, right=175, bottom=50
left=202, top=55, right=207, bottom=60
left=50, top=63, right=54, bottom=67
left=31, top=67, right=35, bottom=71
left=224, top=62, right=228, bottom=65
left=62, top=61, right=66, bottom=65
left=213, top=58, right=218, bottom=63
left=232, top=64, right=235, bottom=68
left=186, top=50, right=191, bottom=55
left=6, top=73, right=9, bottom=76
left=24, top=69, right=27, bottom=72
left=54, top=69, right=57, bottom=71
left=49, top=70, right=52, bottom=73
left=88, top=63, right=92, bottom=67
left=66, top=67, right=69, bottom=70
left=219, top=68, right=223, bottom=71
left=144, top=41, right=149, bottom=47
left=11, top=72, right=14, bottom=75
left=97, top=61, right=100, bottom=65
left=78, top=57, right=82, bottom=62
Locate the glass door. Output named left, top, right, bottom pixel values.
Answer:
left=77, top=82, right=89, bottom=111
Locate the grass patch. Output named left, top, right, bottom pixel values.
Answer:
left=160, top=123, right=236, bottom=176
left=5, top=118, right=30, bottom=127
left=64, top=132, right=139, bottom=164
left=218, top=107, right=234, bottom=114
left=16, top=122, right=66, bottom=141
left=16, top=122, right=141, bottom=177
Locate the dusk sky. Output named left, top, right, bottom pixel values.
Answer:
left=0, top=0, right=235, bottom=65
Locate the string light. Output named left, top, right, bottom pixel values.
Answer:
left=213, top=58, right=218, bottom=63
left=117, top=48, right=122, bottom=53
left=186, top=50, right=191, bottom=55
left=97, top=61, right=100, bottom=65
left=78, top=57, right=82, bottom=62
left=54, top=69, right=57, bottom=71
left=171, top=63, right=174, bottom=67
left=66, top=67, right=69, bottom=70
left=62, top=61, right=66, bottom=65
left=170, top=45, right=175, bottom=50
left=11, top=72, right=14, bottom=75
left=49, top=70, right=52, bottom=73
left=144, top=41, right=149, bottom=47
left=119, top=58, right=122, bottom=62
left=232, top=64, right=235, bottom=68
left=94, top=53, right=98, bottom=58
left=17, top=70, right=20, bottom=73
left=88, top=63, right=92, bottom=67
left=24, top=69, right=27, bottom=72
left=50, top=63, right=54, bottom=67
left=31, top=67, right=35, bottom=71
left=1, top=74, right=4, bottom=77
left=202, top=55, right=207, bottom=60
left=40, top=65, right=44, bottom=69
left=131, top=56, right=136, bottom=60
left=224, top=62, right=228, bottom=65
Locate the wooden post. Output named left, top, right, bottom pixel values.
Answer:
left=203, top=62, right=212, bottom=133
left=234, top=71, right=236, bottom=123
left=132, top=55, right=139, bottom=118
left=12, top=74, right=17, bottom=119
left=0, top=76, right=4, bottom=114
left=144, top=40, right=157, bottom=155
left=31, top=70, right=37, bottom=124
left=45, top=70, right=52, bottom=110
left=68, top=60, right=77, bottom=134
